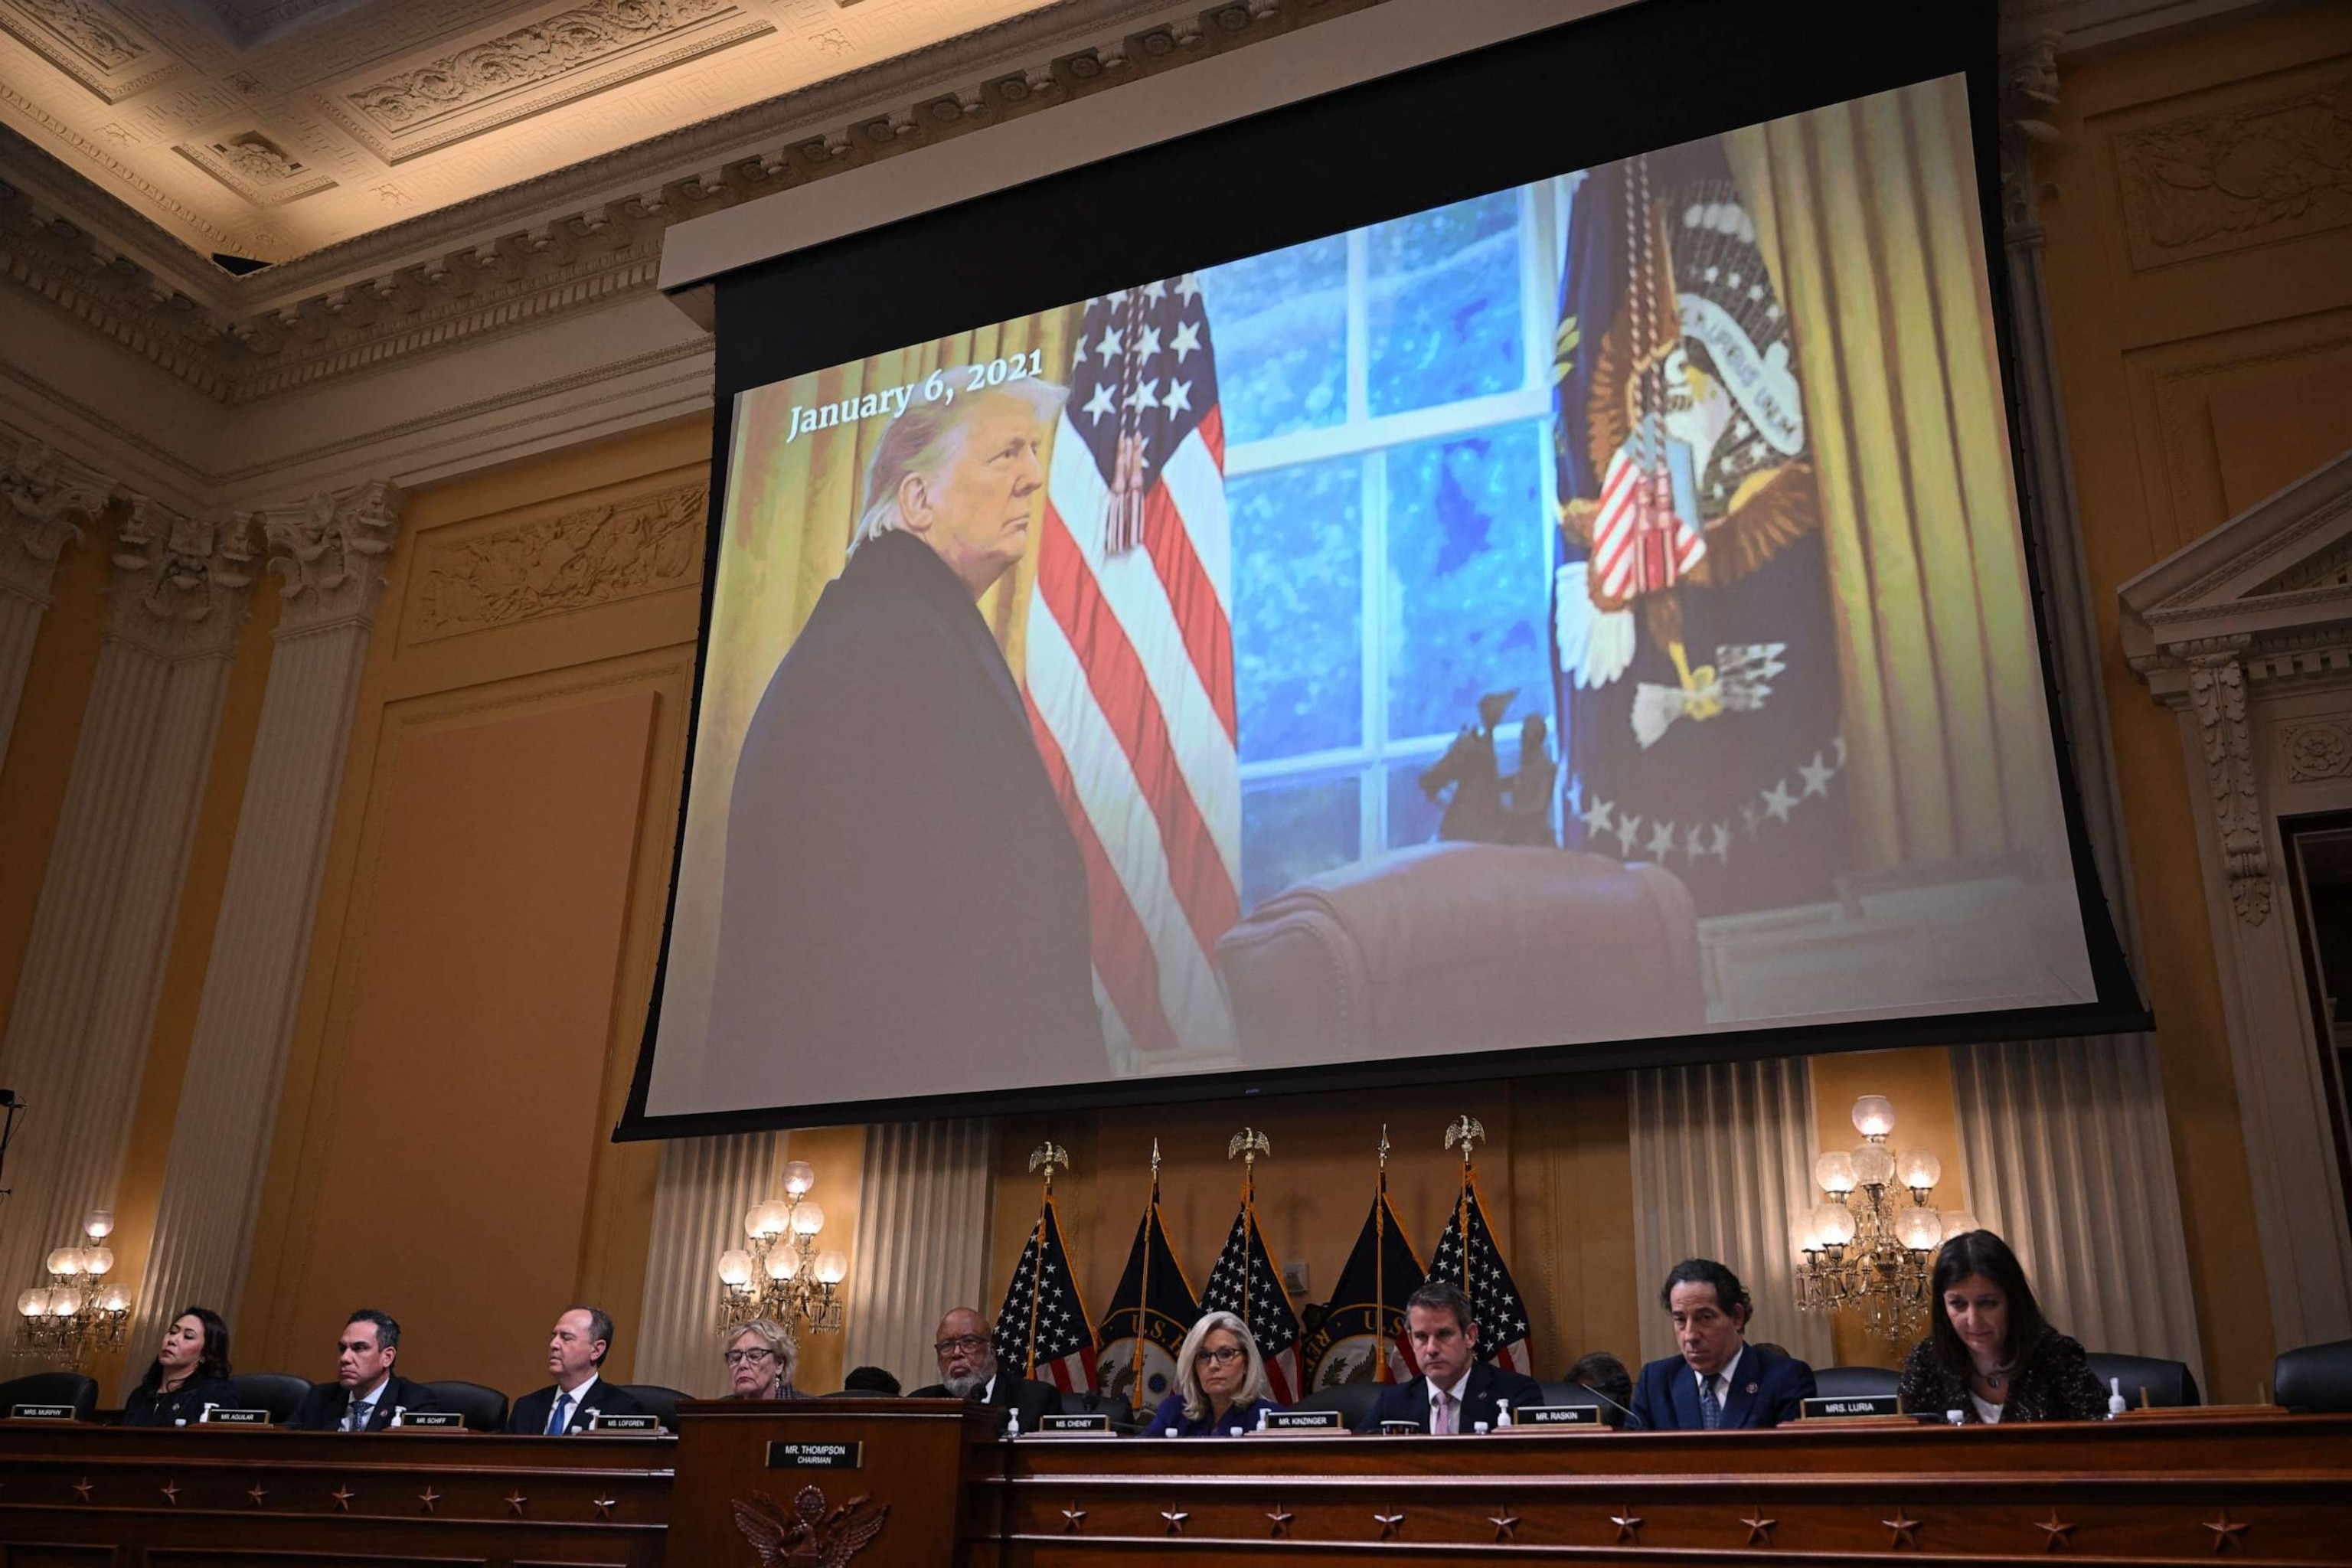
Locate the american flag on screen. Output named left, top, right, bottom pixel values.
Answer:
left=1199, top=1197, right=1304, bottom=1405
left=1025, top=275, right=1240, bottom=1067
left=991, top=1191, right=1099, bottom=1394
left=1427, top=1174, right=1534, bottom=1376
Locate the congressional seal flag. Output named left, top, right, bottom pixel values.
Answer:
left=1095, top=1139, right=1200, bottom=1415
left=1301, top=1126, right=1428, bottom=1390
left=1026, top=273, right=1240, bottom=1074
left=1198, top=1128, right=1304, bottom=1403
left=991, top=1142, right=1099, bottom=1394
left=1550, top=138, right=1846, bottom=915
left=1426, top=1116, right=1532, bottom=1375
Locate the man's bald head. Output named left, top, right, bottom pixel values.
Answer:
left=933, top=1307, right=996, bottom=1394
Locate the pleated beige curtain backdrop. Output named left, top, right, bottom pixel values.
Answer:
left=632, top=1130, right=791, bottom=1397
left=840, top=1119, right=1000, bottom=1390
left=1629, top=1059, right=1833, bottom=1369
left=1950, top=1040, right=2207, bottom=1387
left=1726, top=77, right=2064, bottom=875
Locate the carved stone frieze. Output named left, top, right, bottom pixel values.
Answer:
left=333, top=0, right=769, bottom=162
left=256, top=479, right=403, bottom=632
left=0, top=0, right=178, bottom=103
left=0, top=433, right=116, bottom=601
left=2282, top=717, right=2352, bottom=786
left=106, top=498, right=258, bottom=658
left=2186, top=650, right=2270, bottom=925
left=1998, top=29, right=2062, bottom=238
left=410, top=479, right=705, bottom=642
left=2113, top=69, right=2352, bottom=270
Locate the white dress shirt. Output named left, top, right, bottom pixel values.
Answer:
left=548, top=1371, right=601, bottom=1432
left=1694, top=1345, right=1746, bottom=1416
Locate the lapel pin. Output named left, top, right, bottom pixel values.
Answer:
left=1745, top=1383, right=1758, bottom=1395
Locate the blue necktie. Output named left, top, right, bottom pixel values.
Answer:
left=1700, top=1379, right=1723, bottom=1430
left=547, top=1393, right=570, bottom=1435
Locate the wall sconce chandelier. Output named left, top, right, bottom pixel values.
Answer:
left=15, top=1210, right=132, bottom=1370
left=716, top=1160, right=848, bottom=1337
left=1794, top=1096, right=1977, bottom=1345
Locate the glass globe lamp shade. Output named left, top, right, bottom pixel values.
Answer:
left=765, top=1249, right=796, bottom=1281
left=83, top=1246, right=115, bottom=1277
left=1851, top=1094, right=1896, bottom=1138
left=18, top=1288, right=48, bottom=1318
left=717, top=1249, right=755, bottom=1289
left=1851, top=1142, right=1896, bottom=1188
left=746, top=1201, right=789, bottom=1240
left=791, top=1201, right=825, bottom=1237
left=782, top=1160, right=817, bottom=1197
left=1941, top=1210, right=1981, bottom=1241
left=1896, top=1206, right=1943, bottom=1251
left=97, top=1285, right=130, bottom=1313
left=52, top=1292, right=79, bottom=1317
left=1813, top=1151, right=1857, bottom=1195
left=45, top=1248, right=81, bottom=1277
left=813, top=1250, right=850, bottom=1285
left=83, top=1210, right=115, bottom=1240
left=1809, top=1200, right=1857, bottom=1247
left=1896, top=1149, right=1942, bottom=1192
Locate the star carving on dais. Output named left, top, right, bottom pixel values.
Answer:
left=1741, top=1504, right=1777, bottom=1545
left=2203, top=1510, right=2250, bottom=1552
left=593, top=1495, right=619, bottom=1520
left=71, top=1478, right=94, bottom=1504
left=1374, top=1508, right=1406, bottom=1540
left=330, top=1484, right=355, bottom=1511
left=159, top=1480, right=180, bottom=1506
left=1266, top=1504, right=1294, bottom=1537
left=2036, top=1508, right=2076, bottom=1550
left=1488, top=1506, right=1521, bottom=1543
left=1883, top=1508, right=1923, bottom=1549
left=416, top=1485, right=442, bottom=1514
left=246, top=1481, right=268, bottom=1508
left=1060, top=1504, right=1085, bottom=1533
left=1160, top=1507, right=1189, bottom=1535
left=505, top=1489, right=528, bottom=1516
left=1611, top=1505, right=1644, bottom=1544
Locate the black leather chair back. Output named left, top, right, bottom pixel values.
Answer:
left=604, top=1384, right=683, bottom=1426
left=0, top=1370, right=99, bottom=1419
left=1815, top=1365, right=1901, bottom=1400
left=228, top=1373, right=312, bottom=1423
left=2087, top=1353, right=2200, bottom=1410
left=2275, top=1338, right=2352, bottom=1413
left=420, top=1380, right=509, bottom=1432
left=1290, top=1380, right=1380, bottom=1428
left=1056, top=1388, right=1145, bottom=1433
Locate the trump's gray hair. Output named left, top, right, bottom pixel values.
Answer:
left=848, top=375, right=1067, bottom=556
left=1174, top=1310, right=1272, bottom=1424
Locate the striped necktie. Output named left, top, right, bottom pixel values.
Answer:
left=1699, top=1379, right=1723, bottom=1429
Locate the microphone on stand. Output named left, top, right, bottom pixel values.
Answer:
left=1573, top=1380, right=1646, bottom=1431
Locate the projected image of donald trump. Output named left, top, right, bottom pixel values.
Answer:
left=704, top=381, right=1106, bottom=1089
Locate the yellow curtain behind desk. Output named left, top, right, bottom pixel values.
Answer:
left=1726, top=78, right=2062, bottom=875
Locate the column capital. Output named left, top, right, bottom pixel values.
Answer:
left=255, top=479, right=404, bottom=634
left=106, top=498, right=261, bottom=660
left=1, top=433, right=119, bottom=603
left=1999, top=30, right=2063, bottom=240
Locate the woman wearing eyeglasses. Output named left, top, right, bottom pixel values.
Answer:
left=1148, top=1310, right=1283, bottom=1436
left=722, top=1319, right=803, bottom=1400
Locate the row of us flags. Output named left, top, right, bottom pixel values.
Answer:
left=991, top=1125, right=1534, bottom=1411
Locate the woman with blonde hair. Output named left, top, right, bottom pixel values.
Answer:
left=722, top=1318, right=802, bottom=1400
left=1148, top=1310, right=1282, bottom=1436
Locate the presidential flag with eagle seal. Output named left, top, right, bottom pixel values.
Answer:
left=1552, top=139, right=1847, bottom=913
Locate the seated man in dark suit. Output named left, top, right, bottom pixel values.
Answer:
left=508, top=1305, right=646, bottom=1434
left=905, top=1308, right=1060, bottom=1433
left=289, top=1309, right=441, bottom=1431
left=1628, top=1259, right=1815, bottom=1430
left=1357, top=1281, right=1544, bottom=1433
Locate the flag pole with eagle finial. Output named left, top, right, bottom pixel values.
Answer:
left=1445, top=1115, right=1485, bottom=1323
left=1227, top=1127, right=1269, bottom=1325
left=1026, top=1141, right=1067, bottom=1378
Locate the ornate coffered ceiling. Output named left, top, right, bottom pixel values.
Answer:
left=0, top=0, right=1106, bottom=267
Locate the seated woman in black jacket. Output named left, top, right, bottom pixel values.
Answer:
left=122, top=1305, right=236, bottom=1427
left=1897, top=1230, right=2106, bottom=1424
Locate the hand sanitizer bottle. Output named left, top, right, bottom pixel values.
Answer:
left=1256, top=1407, right=1269, bottom=1432
left=389, top=1406, right=406, bottom=1429
left=2107, top=1378, right=2127, bottom=1419
left=1006, top=1410, right=1021, bottom=1439
left=1495, top=1399, right=1513, bottom=1430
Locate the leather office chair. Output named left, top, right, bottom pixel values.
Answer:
left=0, top=1370, right=99, bottom=1419
left=615, top=1385, right=684, bottom=1426
left=227, top=1373, right=312, bottom=1423
left=2087, top=1353, right=2200, bottom=1410
left=420, top=1380, right=509, bottom=1432
left=1057, top=1387, right=1145, bottom=1434
left=1814, top=1365, right=1902, bottom=1401
left=2275, top=1338, right=2352, bottom=1413
left=1290, top=1381, right=1380, bottom=1429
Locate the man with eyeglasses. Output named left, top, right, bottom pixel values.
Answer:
left=906, top=1308, right=1060, bottom=1432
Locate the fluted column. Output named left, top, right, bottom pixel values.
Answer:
left=633, top=1130, right=790, bottom=1396
left=1943, top=35, right=2203, bottom=1378
left=0, top=433, right=116, bottom=769
left=125, top=482, right=400, bottom=1363
left=1628, top=1058, right=1831, bottom=1368
left=841, top=1119, right=998, bottom=1388
left=0, top=501, right=257, bottom=1323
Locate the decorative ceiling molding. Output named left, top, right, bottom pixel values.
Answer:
left=0, top=0, right=181, bottom=104
left=0, top=0, right=1388, bottom=404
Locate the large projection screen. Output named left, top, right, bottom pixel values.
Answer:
left=621, top=0, right=2144, bottom=1136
